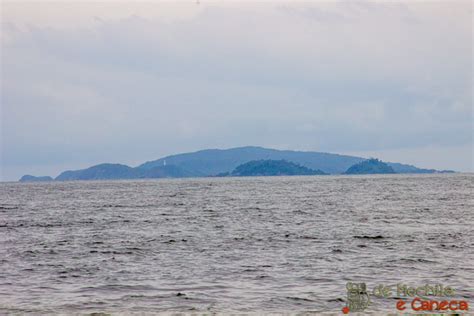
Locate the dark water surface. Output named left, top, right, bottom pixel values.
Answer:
left=0, top=174, right=473, bottom=314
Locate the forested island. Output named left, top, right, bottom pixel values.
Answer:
left=218, top=159, right=327, bottom=177
left=18, top=146, right=454, bottom=181
left=344, top=158, right=396, bottom=174
left=19, top=175, right=53, bottom=182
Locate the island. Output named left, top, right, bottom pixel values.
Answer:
left=18, top=146, right=454, bottom=181
left=19, top=175, right=54, bottom=182
left=54, top=163, right=197, bottom=181
left=344, top=158, right=396, bottom=174
left=223, top=159, right=327, bottom=176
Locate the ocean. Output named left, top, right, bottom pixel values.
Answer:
left=0, top=174, right=473, bottom=314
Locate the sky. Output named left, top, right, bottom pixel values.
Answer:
left=1, top=0, right=472, bottom=180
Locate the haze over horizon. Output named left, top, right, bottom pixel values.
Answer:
left=1, top=1, right=472, bottom=181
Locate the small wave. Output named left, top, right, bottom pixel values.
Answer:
left=0, top=206, right=19, bottom=210
left=440, top=244, right=461, bottom=248
left=75, top=284, right=157, bottom=293
left=353, top=235, right=385, bottom=239
left=299, top=236, right=319, bottom=240
left=162, top=239, right=187, bottom=244
left=390, top=258, right=438, bottom=264
left=286, top=296, right=315, bottom=302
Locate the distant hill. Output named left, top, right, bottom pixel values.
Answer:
left=385, top=162, right=454, bottom=174
left=226, top=159, right=327, bottom=177
left=344, top=159, right=396, bottom=174
left=138, top=165, right=198, bottom=178
left=138, top=146, right=364, bottom=175
left=19, top=146, right=452, bottom=181
left=138, top=146, right=444, bottom=175
left=55, top=163, right=196, bottom=181
left=19, top=175, right=53, bottom=182
left=55, top=164, right=136, bottom=181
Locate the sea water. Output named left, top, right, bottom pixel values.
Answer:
left=0, top=174, right=473, bottom=314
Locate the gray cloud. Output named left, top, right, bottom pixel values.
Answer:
left=1, top=2, right=472, bottom=180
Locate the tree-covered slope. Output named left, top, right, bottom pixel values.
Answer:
left=229, top=159, right=327, bottom=176
left=344, top=159, right=396, bottom=174
left=138, top=146, right=364, bottom=175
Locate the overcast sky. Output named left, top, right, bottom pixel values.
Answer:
left=1, top=1, right=472, bottom=180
